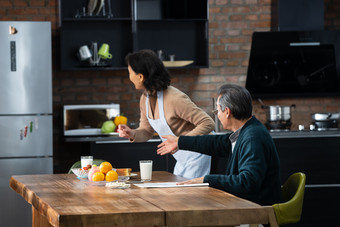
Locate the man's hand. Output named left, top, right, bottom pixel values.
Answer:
left=157, top=135, right=179, bottom=155
left=176, top=177, right=204, bottom=185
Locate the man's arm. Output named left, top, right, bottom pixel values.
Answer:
left=157, top=134, right=231, bottom=158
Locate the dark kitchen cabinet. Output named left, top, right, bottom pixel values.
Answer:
left=58, top=0, right=209, bottom=71
left=209, top=132, right=340, bottom=226
left=274, top=136, right=340, bottom=227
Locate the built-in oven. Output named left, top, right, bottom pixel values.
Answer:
left=63, top=104, right=120, bottom=136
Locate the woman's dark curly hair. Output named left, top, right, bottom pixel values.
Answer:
left=125, top=49, right=171, bottom=93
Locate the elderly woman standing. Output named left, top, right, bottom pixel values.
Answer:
left=117, top=49, right=215, bottom=179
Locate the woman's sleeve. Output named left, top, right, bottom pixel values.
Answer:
left=173, top=93, right=215, bottom=136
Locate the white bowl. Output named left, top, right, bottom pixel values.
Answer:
left=71, top=168, right=89, bottom=178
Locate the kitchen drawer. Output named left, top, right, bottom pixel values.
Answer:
left=274, top=137, right=340, bottom=184
left=288, top=186, right=340, bottom=227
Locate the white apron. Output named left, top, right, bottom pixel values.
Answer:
left=146, top=91, right=211, bottom=179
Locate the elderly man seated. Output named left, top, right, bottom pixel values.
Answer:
left=157, top=84, right=281, bottom=207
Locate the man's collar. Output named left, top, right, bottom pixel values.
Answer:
left=229, top=116, right=253, bottom=143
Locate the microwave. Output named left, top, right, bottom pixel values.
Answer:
left=63, top=104, right=120, bottom=136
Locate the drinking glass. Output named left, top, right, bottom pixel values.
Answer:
left=139, top=160, right=153, bottom=181
left=81, top=156, right=93, bottom=168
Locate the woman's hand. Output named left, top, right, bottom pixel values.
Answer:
left=176, top=177, right=204, bottom=185
left=157, top=135, right=179, bottom=155
left=117, top=124, right=135, bottom=139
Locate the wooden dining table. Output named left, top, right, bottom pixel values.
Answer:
left=10, top=171, right=278, bottom=227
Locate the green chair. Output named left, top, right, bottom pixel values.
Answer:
left=68, top=159, right=107, bottom=173
left=272, top=172, right=306, bottom=226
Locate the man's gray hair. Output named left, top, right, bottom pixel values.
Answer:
left=218, top=84, right=253, bottom=120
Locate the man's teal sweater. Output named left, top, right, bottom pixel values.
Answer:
left=178, top=116, right=281, bottom=205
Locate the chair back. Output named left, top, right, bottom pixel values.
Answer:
left=272, top=172, right=306, bottom=226
left=68, top=159, right=107, bottom=173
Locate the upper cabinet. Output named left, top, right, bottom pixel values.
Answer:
left=59, top=0, right=209, bottom=71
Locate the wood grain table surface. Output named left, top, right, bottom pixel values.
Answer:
left=10, top=171, right=277, bottom=227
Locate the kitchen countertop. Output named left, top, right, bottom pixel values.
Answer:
left=269, top=129, right=340, bottom=139
left=65, top=135, right=162, bottom=143
left=216, top=129, right=340, bottom=139
left=65, top=129, right=340, bottom=143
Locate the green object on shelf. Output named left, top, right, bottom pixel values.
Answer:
left=59, top=0, right=209, bottom=70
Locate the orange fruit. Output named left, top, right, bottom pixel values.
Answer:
left=99, top=161, right=113, bottom=174
left=105, top=170, right=118, bottom=182
left=92, top=172, right=105, bottom=181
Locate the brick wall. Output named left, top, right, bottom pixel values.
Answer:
left=52, top=0, right=340, bottom=130
left=1, top=0, right=340, bottom=169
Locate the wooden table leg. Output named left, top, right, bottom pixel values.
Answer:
left=32, top=207, right=53, bottom=227
left=263, top=206, right=279, bottom=227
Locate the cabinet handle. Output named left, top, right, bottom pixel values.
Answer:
left=95, top=138, right=161, bottom=144
left=305, top=184, right=340, bottom=188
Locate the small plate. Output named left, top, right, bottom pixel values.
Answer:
left=118, top=173, right=138, bottom=178
left=129, top=173, right=138, bottom=177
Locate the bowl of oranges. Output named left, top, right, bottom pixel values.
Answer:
left=72, top=161, right=124, bottom=186
left=90, top=161, right=118, bottom=181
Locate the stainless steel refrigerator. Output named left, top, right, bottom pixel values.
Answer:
left=0, top=21, right=53, bottom=226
